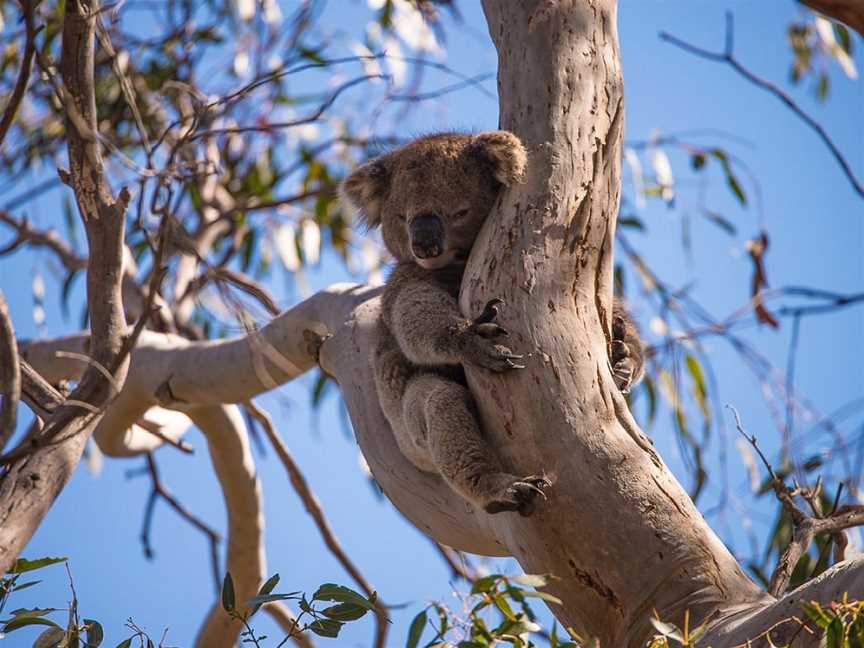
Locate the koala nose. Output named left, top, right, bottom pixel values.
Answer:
left=409, top=213, right=444, bottom=259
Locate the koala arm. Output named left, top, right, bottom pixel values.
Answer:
left=384, top=266, right=467, bottom=366
left=384, top=264, right=521, bottom=371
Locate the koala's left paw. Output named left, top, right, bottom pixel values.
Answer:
left=483, top=474, right=552, bottom=517
left=459, top=299, right=525, bottom=372
left=612, top=340, right=638, bottom=394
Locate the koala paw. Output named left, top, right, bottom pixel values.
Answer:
left=611, top=339, right=637, bottom=394
left=482, top=474, right=552, bottom=517
left=459, top=299, right=525, bottom=372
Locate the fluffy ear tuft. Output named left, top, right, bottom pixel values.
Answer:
left=468, top=131, right=527, bottom=186
left=340, top=160, right=389, bottom=228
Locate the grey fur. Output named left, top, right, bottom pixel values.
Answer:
left=342, top=132, right=643, bottom=516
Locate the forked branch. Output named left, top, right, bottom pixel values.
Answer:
left=660, top=13, right=864, bottom=199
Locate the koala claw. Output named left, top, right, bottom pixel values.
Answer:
left=474, top=322, right=509, bottom=339
left=475, top=298, right=505, bottom=324
left=483, top=474, right=552, bottom=517
left=611, top=339, right=635, bottom=393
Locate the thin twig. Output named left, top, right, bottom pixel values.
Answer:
left=429, top=540, right=479, bottom=582
left=0, top=0, right=41, bottom=147
left=140, top=452, right=222, bottom=593
left=245, top=401, right=389, bottom=648
left=192, top=75, right=388, bottom=139
left=660, top=12, right=864, bottom=199
left=727, top=405, right=864, bottom=596
left=0, top=210, right=87, bottom=271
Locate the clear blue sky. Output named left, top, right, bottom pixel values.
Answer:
left=2, top=1, right=863, bottom=646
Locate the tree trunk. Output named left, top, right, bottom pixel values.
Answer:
left=450, top=2, right=767, bottom=645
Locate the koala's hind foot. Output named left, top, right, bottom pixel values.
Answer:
left=458, top=298, right=525, bottom=372
left=611, top=338, right=638, bottom=394
left=481, top=474, right=552, bottom=517
left=404, top=373, right=550, bottom=516
left=611, top=310, right=645, bottom=394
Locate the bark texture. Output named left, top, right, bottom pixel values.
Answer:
left=449, top=2, right=769, bottom=645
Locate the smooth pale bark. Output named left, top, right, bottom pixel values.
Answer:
left=190, top=405, right=312, bottom=648
left=442, top=2, right=769, bottom=645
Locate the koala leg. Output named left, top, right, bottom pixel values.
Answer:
left=402, top=373, right=550, bottom=516
left=611, top=298, right=645, bottom=393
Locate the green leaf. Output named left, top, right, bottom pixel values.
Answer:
left=618, top=216, right=645, bottom=231
left=804, top=602, right=832, bottom=628
left=685, top=354, right=709, bottom=419
left=406, top=609, right=427, bottom=648
left=84, top=618, right=104, bottom=647
left=521, top=591, right=563, bottom=606
left=493, top=595, right=516, bottom=621
left=247, top=592, right=302, bottom=607
left=2, top=615, right=61, bottom=633
left=33, top=626, right=66, bottom=648
left=702, top=211, right=736, bottom=236
left=250, top=574, right=281, bottom=615
left=10, top=607, right=57, bottom=618
left=221, top=572, right=235, bottom=612
left=825, top=616, right=843, bottom=648
left=115, top=639, right=133, bottom=648
left=312, top=583, right=375, bottom=610
left=510, top=574, right=548, bottom=588
left=727, top=171, right=746, bottom=205
left=710, top=148, right=747, bottom=206
left=470, top=575, right=502, bottom=595
left=10, top=557, right=67, bottom=574
left=311, top=370, right=331, bottom=407
left=308, top=618, right=343, bottom=638
left=817, top=73, right=830, bottom=100
left=834, top=23, right=852, bottom=54
left=321, top=602, right=369, bottom=622
left=690, top=153, right=706, bottom=170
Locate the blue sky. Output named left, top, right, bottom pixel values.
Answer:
left=2, top=1, right=863, bottom=646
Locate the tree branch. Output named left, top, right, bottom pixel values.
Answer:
left=0, top=0, right=40, bottom=147
left=0, top=0, right=130, bottom=575
left=20, top=284, right=505, bottom=557
left=139, top=452, right=222, bottom=591
left=0, top=291, right=20, bottom=450
left=660, top=14, right=864, bottom=199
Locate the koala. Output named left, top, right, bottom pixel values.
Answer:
left=341, top=132, right=644, bottom=516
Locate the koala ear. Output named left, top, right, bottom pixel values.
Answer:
left=467, top=130, right=527, bottom=186
left=340, top=159, right=389, bottom=228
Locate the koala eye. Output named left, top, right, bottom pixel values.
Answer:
left=454, top=208, right=470, bottom=219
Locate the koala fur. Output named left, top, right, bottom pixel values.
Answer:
left=342, top=132, right=644, bottom=516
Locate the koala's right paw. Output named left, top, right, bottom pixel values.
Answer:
left=459, top=299, right=525, bottom=372
left=482, top=474, right=552, bottom=517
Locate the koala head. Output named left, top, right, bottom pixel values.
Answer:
left=341, top=131, right=526, bottom=270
